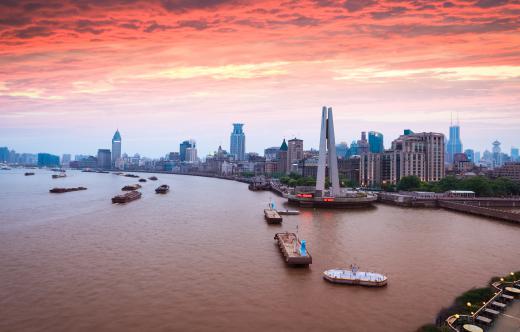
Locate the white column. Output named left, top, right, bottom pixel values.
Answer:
left=316, top=106, right=328, bottom=196
left=327, top=107, right=340, bottom=196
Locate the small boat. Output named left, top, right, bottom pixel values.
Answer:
left=113, top=172, right=124, bottom=175
left=139, top=178, right=147, bottom=183
left=112, top=190, right=141, bottom=204
left=122, top=184, right=142, bottom=191
left=51, top=168, right=65, bottom=172
left=323, top=265, right=387, bottom=287
left=25, top=172, right=35, bottom=176
left=52, top=172, right=66, bottom=179
left=50, top=187, right=87, bottom=193
left=277, top=209, right=300, bottom=215
left=96, top=170, right=109, bottom=173
left=0, top=166, right=11, bottom=170
left=155, top=184, right=170, bottom=194
left=148, top=176, right=158, bottom=181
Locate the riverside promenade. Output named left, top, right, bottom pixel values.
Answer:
left=490, top=301, right=520, bottom=331
left=378, top=192, right=520, bottom=224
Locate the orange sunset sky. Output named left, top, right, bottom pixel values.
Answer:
left=1, top=0, right=519, bottom=156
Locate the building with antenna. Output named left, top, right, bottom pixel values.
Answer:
left=112, top=129, right=122, bottom=168
left=446, top=115, right=463, bottom=164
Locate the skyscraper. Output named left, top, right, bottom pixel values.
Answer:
left=180, top=140, right=195, bottom=162
left=97, top=149, right=111, bottom=170
left=492, top=140, right=502, bottom=167
left=446, top=120, right=463, bottom=164
left=112, top=130, right=122, bottom=167
left=357, top=132, right=369, bottom=155
left=287, top=138, right=303, bottom=173
left=230, top=123, right=246, bottom=161
left=511, top=147, right=519, bottom=162
left=37, top=153, right=60, bottom=167
left=0, top=147, right=8, bottom=163
left=277, top=139, right=288, bottom=174
left=464, top=149, right=474, bottom=163
left=368, top=131, right=384, bottom=153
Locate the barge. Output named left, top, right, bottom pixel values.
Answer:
left=25, top=172, right=35, bottom=176
left=277, top=209, right=300, bottom=215
left=287, top=191, right=377, bottom=208
left=50, top=187, right=87, bottom=193
left=155, top=184, right=170, bottom=194
left=264, top=209, right=282, bottom=224
left=52, top=173, right=66, bottom=179
left=138, top=178, right=147, bottom=183
left=124, top=174, right=139, bottom=178
left=148, top=176, right=158, bottom=181
left=323, top=265, right=387, bottom=287
left=112, top=190, right=141, bottom=204
left=122, top=184, right=142, bottom=191
left=274, top=232, right=312, bottom=266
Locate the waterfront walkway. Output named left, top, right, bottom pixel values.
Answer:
left=491, top=301, right=520, bottom=332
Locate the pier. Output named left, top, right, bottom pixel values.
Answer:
left=274, top=232, right=312, bottom=266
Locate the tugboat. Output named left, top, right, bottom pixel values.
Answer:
left=50, top=187, right=87, bottom=193
left=155, top=184, right=170, bottom=194
left=122, top=184, right=142, bottom=191
left=323, top=264, right=387, bottom=287
left=138, top=178, right=147, bottom=183
left=25, top=172, right=35, bottom=176
left=112, top=191, right=141, bottom=204
left=148, top=176, right=158, bottom=181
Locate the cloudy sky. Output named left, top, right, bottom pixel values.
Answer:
left=1, top=0, right=519, bottom=157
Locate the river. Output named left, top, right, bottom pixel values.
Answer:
left=1, top=169, right=519, bottom=331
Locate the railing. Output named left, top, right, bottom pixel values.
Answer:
left=445, top=279, right=519, bottom=331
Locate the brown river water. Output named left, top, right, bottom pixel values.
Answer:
left=1, top=169, right=519, bottom=331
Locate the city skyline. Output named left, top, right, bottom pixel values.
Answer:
left=1, top=1, right=519, bottom=155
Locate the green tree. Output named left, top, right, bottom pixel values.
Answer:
left=397, top=176, right=422, bottom=191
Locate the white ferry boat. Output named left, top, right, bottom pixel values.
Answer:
left=323, top=265, right=387, bottom=287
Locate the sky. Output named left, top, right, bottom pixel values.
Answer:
left=1, top=0, right=519, bottom=157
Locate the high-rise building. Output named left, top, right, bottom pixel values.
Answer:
left=230, top=123, right=246, bottom=161
left=0, top=147, right=8, bottom=163
left=368, top=131, right=384, bottom=153
left=37, top=153, right=60, bottom=167
left=474, top=151, right=481, bottom=164
left=511, top=147, right=519, bottom=162
left=186, top=147, right=198, bottom=163
left=112, top=130, right=122, bottom=167
left=287, top=138, right=303, bottom=173
left=464, top=149, right=474, bottom=163
left=97, top=149, right=111, bottom=169
left=180, top=140, right=195, bottom=162
left=62, top=154, right=71, bottom=167
left=446, top=122, right=463, bottom=164
left=264, top=147, right=279, bottom=161
left=357, top=132, right=369, bottom=155
left=336, top=142, right=349, bottom=159
left=492, top=140, right=502, bottom=168
left=277, top=139, right=288, bottom=174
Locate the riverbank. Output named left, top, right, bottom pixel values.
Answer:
left=418, top=271, right=520, bottom=332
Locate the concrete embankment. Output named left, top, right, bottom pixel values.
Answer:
left=438, top=201, right=520, bottom=224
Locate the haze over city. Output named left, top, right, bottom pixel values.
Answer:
left=1, top=0, right=519, bottom=156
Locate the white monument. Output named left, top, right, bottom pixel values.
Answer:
left=316, top=106, right=340, bottom=197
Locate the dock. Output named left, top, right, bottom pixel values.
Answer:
left=274, top=232, right=312, bottom=266
left=264, top=209, right=282, bottom=224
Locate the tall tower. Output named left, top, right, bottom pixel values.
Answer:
left=316, top=106, right=340, bottom=197
left=230, top=123, right=246, bottom=161
left=111, top=129, right=121, bottom=168
left=446, top=116, right=463, bottom=164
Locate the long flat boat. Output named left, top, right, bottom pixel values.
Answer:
left=25, top=172, right=35, bottom=176
left=277, top=209, right=300, bottom=215
left=274, top=232, right=311, bottom=266
left=148, top=176, right=158, bottom=181
left=155, top=184, right=169, bottom=194
left=122, top=184, right=142, bottom=191
left=323, top=265, right=387, bottom=287
left=264, top=209, right=282, bottom=224
left=112, top=190, right=141, bottom=204
left=52, top=173, right=66, bottom=179
left=50, top=187, right=87, bottom=193
left=287, top=191, right=377, bottom=208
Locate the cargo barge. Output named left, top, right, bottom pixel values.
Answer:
left=148, top=176, right=158, bottom=181
left=274, top=232, right=311, bottom=266
left=50, top=187, right=87, bottom=193
left=264, top=209, right=282, bottom=224
left=323, top=265, right=387, bottom=287
left=52, top=173, right=66, bottom=179
left=25, top=172, right=35, bottom=176
left=122, top=184, right=142, bottom=191
left=155, top=184, right=169, bottom=194
left=112, top=190, right=141, bottom=204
